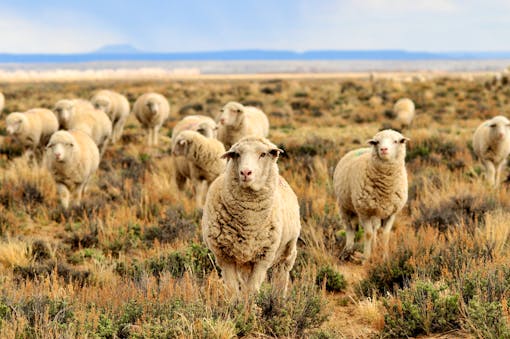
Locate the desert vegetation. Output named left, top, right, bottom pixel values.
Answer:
left=0, top=75, right=510, bottom=337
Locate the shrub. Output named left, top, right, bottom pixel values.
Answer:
left=315, top=265, right=346, bottom=292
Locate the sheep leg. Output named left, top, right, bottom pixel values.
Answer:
left=76, top=183, right=86, bottom=206
left=360, top=215, right=376, bottom=263
left=340, top=210, right=356, bottom=253
left=495, top=160, right=506, bottom=187
left=217, top=258, right=240, bottom=294
left=57, top=184, right=70, bottom=209
left=153, top=126, right=160, bottom=146
left=483, top=160, right=496, bottom=186
left=114, top=117, right=127, bottom=143
left=381, top=214, right=396, bottom=260
left=271, top=239, right=298, bottom=296
left=246, top=261, right=271, bottom=294
left=147, top=128, right=153, bottom=146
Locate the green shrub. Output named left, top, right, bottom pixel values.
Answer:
left=315, top=265, right=346, bottom=292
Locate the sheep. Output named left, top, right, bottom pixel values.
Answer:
left=171, top=115, right=218, bottom=192
left=472, top=115, right=510, bottom=187
left=172, top=130, right=226, bottom=207
left=5, top=108, right=59, bottom=163
left=216, top=101, right=269, bottom=149
left=0, top=92, right=4, bottom=113
left=54, top=99, right=112, bottom=156
left=45, top=129, right=100, bottom=209
left=91, top=90, right=130, bottom=143
left=393, top=98, right=415, bottom=129
left=202, top=136, right=301, bottom=295
left=333, top=129, right=409, bottom=262
left=132, top=92, right=170, bottom=146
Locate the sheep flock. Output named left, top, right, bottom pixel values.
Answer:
left=1, top=75, right=510, bottom=337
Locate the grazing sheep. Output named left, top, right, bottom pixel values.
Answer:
left=54, top=99, right=112, bottom=156
left=393, top=98, right=415, bottom=129
left=6, top=108, right=59, bottom=163
left=171, top=115, right=218, bottom=192
left=333, top=129, right=409, bottom=262
left=473, top=115, right=510, bottom=187
left=91, top=90, right=130, bottom=143
left=46, top=130, right=100, bottom=209
left=172, top=130, right=226, bottom=207
left=202, top=136, right=301, bottom=295
left=0, top=92, right=5, bottom=113
left=216, top=101, right=269, bottom=149
left=132, top=92, right=170, bottom=146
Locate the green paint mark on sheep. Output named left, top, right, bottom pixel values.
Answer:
left=355, top=149, right=370, bottom=157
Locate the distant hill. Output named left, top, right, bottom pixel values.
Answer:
left=93, top=44, right=142, bottom=54
left=1, top=48, right=510, bottom=63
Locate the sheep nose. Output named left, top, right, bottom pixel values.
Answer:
left=220, top=119, right=225, bottom=124
left=240, top=169, right=252, bottom=178
left=55, top=152, right=61, bottom=159
left=380, top=147, right=388, bottom=152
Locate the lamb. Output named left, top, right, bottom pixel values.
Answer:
left=0, top=92, right=5, bottom=113
left=5, top=108, right=59, bottom=163
left=393, top=98, right=415, bottom=129
left=472, top=115, right=510, bottom=187
left=91, top=90, right=130, bottom=143
left=132, top=92, right=170, bottom=146
left=172, top=130, right=226, bottom=207
left=216, top=101, right=269, bottom=149
left=202, top=136, right=301, bottom=295
left=171, top=115, right=218, bottom=192
left=333, top=129, right=409, bottom=262
left=45, top=130, right=100, bottom=209
left=54, top=99, right=112, bottom=156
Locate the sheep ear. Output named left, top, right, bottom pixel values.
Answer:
left=368, top=139, right=378, bottom=146
left=221, top=151, right=239, bottom=160
left=399, top=137, right=410, bottom=144
left=269, top=148, right=284, bottom=158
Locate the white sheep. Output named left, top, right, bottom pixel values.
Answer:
left=45, top=130, right=100, bottom=209
left=393, top=98, right=415, bottom=129
left=216, top=101, right=269, bottom=149
left=0, top=92, right=5, bottom=113
left=54, top=99, right=112, bottom=156
left=172, top=130, right=226, bottom=207
left=333, top=129, right=409, bottom=262
left=5, top=108, right=59, bottom=163
left=132, top=92, right=170, bottom=146
left=472, top=115, right=510, bottom=187
left=171, top=115, right=218, bottom=192
left=202, top=136, right=301, bottom=295
left=91, top=90, right=130, bottom=143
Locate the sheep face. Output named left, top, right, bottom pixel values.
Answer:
left=92, top=95, right=112, bottom=115
left=146, top=98, right=160, bottom=115
left=6, top=113, right=26, bottom=136
left=218, top=102, right=244, bottom=128
left=222, top=138, right=283, bottom=191
left=368, top=129, right=409, bottom=162
left=196, top=121, right=217, bottom=138
left=54, top=100, right=75, bottom=126
left=172, top=135, right=191, bottom=156
left=487, top=116, right=510, bottom=142
left=47, top=131, right=77, bottom=163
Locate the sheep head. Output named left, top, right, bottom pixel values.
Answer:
left=218, top=101, right=245, bottom=129
left=222, top=136, right=283, bottom=191
left=368, top=129, right=409, bottom=163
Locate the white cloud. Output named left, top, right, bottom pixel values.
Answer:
left=351, top=0, right=458, bottom=12
left=0, top=8, right=125, bottom=53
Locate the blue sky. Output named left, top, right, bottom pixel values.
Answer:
left=0, top=0, right=509, bottom=53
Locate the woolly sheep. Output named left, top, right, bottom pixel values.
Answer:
left=472, top=115, right=510, bottom=187
left=171, top=115, right=218, bottom=191
left=132, top=92, right=170, bottom=146
left=6, top=108, right=58, bottom=163
left=0, top=92, right=4, bottom=113
left=45, top=130, right=100, bottom=209
left=91, top=90, right=130, bottom=143
left=333, top=129, right=409, bottom=262
left=172, top=130, right=226, bottom=207
left=202, top=136, right=301, bottom=295
left=216, top=101, right=269, bottom=149
left=54, top=99, right=112, bottom=156
left=393, top=98, right=415, bottom=129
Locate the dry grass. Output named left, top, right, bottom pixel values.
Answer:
left=0, top=74, right=510, bottom=337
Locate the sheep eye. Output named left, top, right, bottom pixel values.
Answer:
left=394, top=140, right=398, bottom=144
left=490, top=124, right=497, bottom=128
left=368, top=140, right=379, bottom=146
left=260, top=152, right=267, bottom=158
left=67, top=143, right=73, bottom=147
